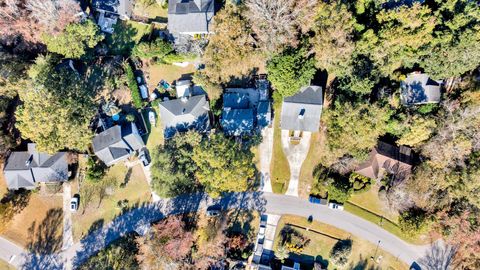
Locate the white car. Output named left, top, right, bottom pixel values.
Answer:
left=328, top=202, right=344, bottom=211
left=70, top=197, right=79, bottom=212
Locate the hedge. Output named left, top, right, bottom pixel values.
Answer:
left=124, top=63, right=143, bottom=108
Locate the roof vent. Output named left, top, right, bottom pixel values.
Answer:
left=298, top=109, right=305, bottom=120
left=181, top=96, right=189, bottom=103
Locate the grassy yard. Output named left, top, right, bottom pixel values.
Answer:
left=270, top=109, right=291, bottom=194
left=0, top=259, right=15, bottom=270
left=298, top=131, right=325, bottom=198
left=144, top=63, right=197, bottom=91
left=72, top=163, right=151, bottom=241
left=143, top=107, right=164, bottom=152
left=274, top=215, right=409, bottom=270
left=106, top=20, right=153, bottom=55
left=349, top=185, right=399, bottom=221
left=133, top=3, right=168, bottom=19
left=1, top=193, right=63, bottom=248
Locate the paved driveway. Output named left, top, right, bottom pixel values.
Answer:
left=62, top=183, right=73, bottom=252
left=2, top=192, right=443, bottom=270
left=281, top=130, right=312, bottom=196
left=259, top=127, right=274, bottom=192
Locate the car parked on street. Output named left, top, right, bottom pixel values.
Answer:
left=308, top=195, right=328, bottom=205
left=328, top=202, right=344, bottom=211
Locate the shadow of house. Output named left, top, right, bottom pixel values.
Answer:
left=3, top=144, right=68, bottom=190
left=92, top=122, right=145, bottom=166
left=355, top=141, right=414, bottom=180
left=400, top=73, right=442, bottom=105
left=158, top=95, right=211, bottom=139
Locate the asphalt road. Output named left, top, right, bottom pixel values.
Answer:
left=1, top=192, right=435, bottom=270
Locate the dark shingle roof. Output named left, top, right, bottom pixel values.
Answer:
left=3, top=144, right=68, bottom=190
left=221, top=108, right=254, bottom=136
left=167, top=0, right=215, bottom=34
left=223, top=93, right=250, bottom=109
left=281, top=86, right=323, bottom=132
left=401, top=73, right=441, bottom=105
left=257, top=101, right=271, bottom=128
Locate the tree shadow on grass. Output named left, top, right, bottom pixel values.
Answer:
left=106, top=22, right=139, bottom=56
left=22, top=208, right=64, bottom=270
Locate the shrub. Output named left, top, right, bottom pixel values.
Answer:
left=330, top=239, right=352, bottom=267
left=349, top=172, right=373, bottom=193
left=132, top=38, right=173, bottom=59
left=398, top=208, right=431, bottom=237
left=126, top=114, right=135, bottom=122
left=124, top=63, right=143, bottom=108
left=85, top=157, right=106, bottom=183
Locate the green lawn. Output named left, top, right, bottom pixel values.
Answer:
left=144, top=63, right=197, bottom=90
left=143, top=107, right=164, bottom=152
left=72, top=163, right=151, bottom=241
left=274, top=215, right=409, bottom=270
left=133, top=3, right=168, bottom=20
left=106, top=20, right=153, bottom=55
left=348, top=185, right=398, bottom=221
left=298, top=131, right=324, bottom=198
left=270, top=106, right=291, bottom=194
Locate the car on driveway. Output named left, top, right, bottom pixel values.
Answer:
left=70, top=196, right=79, bottom=212
left=328, top=202, right=344, bottom=211
left=139, top=149, right=150, bottom=166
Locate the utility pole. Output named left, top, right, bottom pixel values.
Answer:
left=371, top=240, right=381, bottom=261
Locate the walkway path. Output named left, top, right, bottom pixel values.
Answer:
left=1, top=192, right=440, bottom=270
left=259, top=127, right=274, bottom=192
left=62, top=183, right=73, bottom=252
left=281, top=131, right=312, bottom=196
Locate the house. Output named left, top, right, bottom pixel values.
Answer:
left=92, top=0, right=134, bottom=33
left=93, top=122, right=144, bottom=166
left=400, top=73, right=442, bottom=105
left=3, top=144, right=68, bottom=190
left=280, top=86, right=323, bottom=140
left=355, top=142, right=414, bottom=180
left=167, top=0, right=215, bottom=36
left=158, top=95, right=211, bottom=138
left=220, top=84, right=272, bottom=136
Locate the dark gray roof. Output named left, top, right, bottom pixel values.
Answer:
left=92, top=0, right=133, bottom=18
left=281, top=86, right=323, bottom=132
left=167, top=0, right=214, bottom=34
left=221, top=108, right=254, bottom=136
left=257, top=101, right=271, bottom=128
left=401, top=73, right=442, bottom=105
left=93, top=123, right=144, bottom=166
left=3, top=144, right=68, bottom=190
left=158, top=95, right=210, bottom=138
left=223, top=93, right=250, bottom=109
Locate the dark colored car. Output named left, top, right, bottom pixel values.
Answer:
left=206, top=205, right=221, bottom=217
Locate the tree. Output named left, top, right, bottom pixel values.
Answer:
left=245, top=0, right=317, bottom=53
left=0, top=0, right=80, bottom=48
left=320, top=102, right=391, bottom=164
left=193, top=214, right=227, bottom=269
left=421, top=0, right=480, bottom=79
left=85, top=157, right=106, bottom=183
left=193, top=133, right=255, bottom=197
left=150, top=132, right=201, bottom=197
left=358, top=3, right=436, bottom=76
left=275, top=245, right=290, bottom=262
left=398, top=116, right=436, bottom=148
left=79, top=235, right=139, bottom=270
left=398, top=208, right=430, bottom=237
left=131, top=38, right=174, bottom=59
left=44, top=20, right=104, bottom=58
left=326, top=178, right=352, bottom=203
left=336, top=54, right=380, bottom=96
left=201, top=5, right=264, bottom=84
left=310, top=1, right=357, bottom=76
left=267, top=47, right=316, bottom=97
left=136, top=216, right=194, bottom=269
left=330, top=239, right=352, bottom=267
left=15, top=55, right=95, bottom=153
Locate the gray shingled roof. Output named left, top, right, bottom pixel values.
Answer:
left=3, top=144, right=68, bottom=190
left=281, top=86, right=323, bottom=132
left=93, top=123, right=144, bottom=166
left=93, top=0, right=133, bottom=18
left=401, top=73, right=442, bottom=105
left=158, top=95, right=210, bottom=138
left=221, top=108, right=254, bottom=136
left=168, top=0, right=214, bottom=34
left=257, top=101, right=271, bottom=128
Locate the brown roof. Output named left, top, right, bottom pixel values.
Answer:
left=355, top=142, right=413, bottom=179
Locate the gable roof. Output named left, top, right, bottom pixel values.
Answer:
left=401, top=73, right=442, bottom=105
left=221, top=108, right=254, bottom=136
left=92, top=0, right=133, bottom=18
left=3, top=144, right=68, bottom=190
left=223, top=92, right=250, bottom=109
left=93, top=123, right=144, bottom=166
left=167, top=0, right=215, bottom=34
left=158, top=95, right=210, bottom=138
left=355, top=142, right=414, bottom=180
left=281, top=86, right=323, bottom=132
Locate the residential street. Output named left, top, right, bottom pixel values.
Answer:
left=0, top=192, right=440, bottom=270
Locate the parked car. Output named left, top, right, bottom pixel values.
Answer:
left=328, top=202, right=344, bottom=211
left=139, top=149, right=150, bottom=167
left=309, top=195, right=328, bottom=205
left=70, top=196, right=79, bottom=212
left=148, top=111, right=156, bottom=127
left=139, top=84, right=148, bottom=99
left=206, top=205, right=221, bottom=217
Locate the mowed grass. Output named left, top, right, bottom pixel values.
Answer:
left=1, top=193, right=63, bottom=248
left=106, top=20, right=153, bottom=55
left=298, top=130, right=324, bottom=199
left=72, top=164, right=151, bottom=241
left=274, top=215, right=409, bottom=270
left=143, top=107, right=164, bottom=151
left=133, top=3, right=168, bottom=19
left=0, top=259, right=15, bottom=270
left=349, top=185, right=399, bottom=221
left=270, top=111, right=291, bottom=194
left=144, top=63, right=196, bottom=90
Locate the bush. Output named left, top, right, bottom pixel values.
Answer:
left=85, top=157, right=106, bottom=183
left=349, top=172, right=373, bottom=193
left=132, top=38, right=174, bottom=59
left=124, top=63, right=143, bottom=108
left=330, top=239, right=352, bottom=267
left=280, top=226, right=310, bottom=253
left=398, top=208, right=431, bottom=237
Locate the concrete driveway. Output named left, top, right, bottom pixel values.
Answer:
left=259, top=127, right=274, bottom=192
left=62, top=183, right=73, bottom=251
left=281, top=130, right=311, bottom=197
